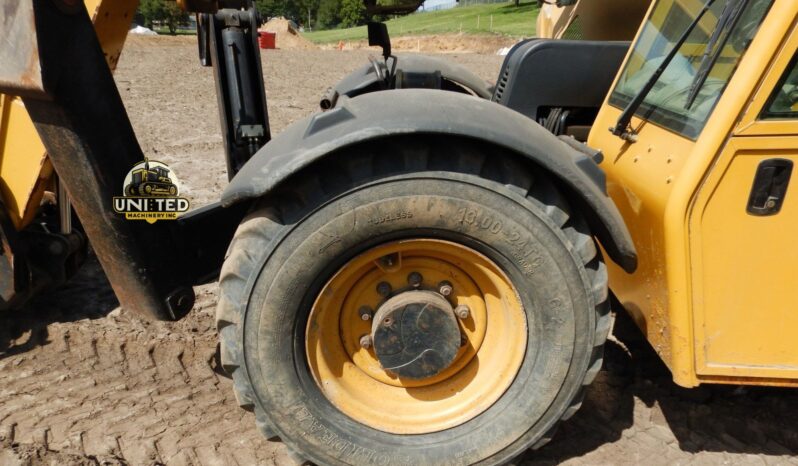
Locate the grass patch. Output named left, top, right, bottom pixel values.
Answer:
left=153, top=28, right=197, bottom=36
left=304, top=1, right=539, bottom=44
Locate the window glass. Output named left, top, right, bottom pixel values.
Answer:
left=609, top=0, right=772, bottom=139
left=762, top=55, right=798, bottom=119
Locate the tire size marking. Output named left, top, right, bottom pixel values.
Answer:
left=366, top=210, right=414, bottom=226
left=456, top=207, right=545, bottom=276
left=456, top=207, right=502, bottom=234
left=293, top=406, right=413, bottom=465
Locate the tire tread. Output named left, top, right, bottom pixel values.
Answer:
left=215, top=136, right=611, bottom=462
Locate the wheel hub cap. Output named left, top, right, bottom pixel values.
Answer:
left=305, top=239, right=527, bottom=434
left=372, top=291, right=460, bottom=379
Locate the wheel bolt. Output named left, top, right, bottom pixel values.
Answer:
left=382, top=316, right=394, bottom=327
left=359, top=335, right=372, bottom=349
left=379, top=253, right=399, bottom=268
left=455, top=305, right=470, bottom=320
left=407, top=272, right=423, bottom=288
left=377, top=281, right=392, bottom=297
left=438, top=281, right=453, bottom=297
left=358, top=306, right=373, bottom=321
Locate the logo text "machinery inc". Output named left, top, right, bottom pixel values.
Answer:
left=112, top=158, right=189, bottom=224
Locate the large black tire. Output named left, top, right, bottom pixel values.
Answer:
left=216, top=136, right=610, bottom=465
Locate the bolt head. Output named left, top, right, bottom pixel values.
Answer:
left=379, top=253, right=399, bottom=268
left=407, top=272, right=423, bottom=288
left=438, top=281, right=453, bottom=297
left=377, top=281, right=392, bottom=297
left=359, top=335, right=372, bottom=349
left=358, top=305, right=373, bottom=321
left=455, top=305, right=470, bottom=320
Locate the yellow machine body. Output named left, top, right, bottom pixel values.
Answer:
left=589, top=0, right=798, bottom=387
left=0, top=0, right=138, bottom=230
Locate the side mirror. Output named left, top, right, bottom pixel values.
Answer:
left=367, top=22, right=391, bottom=60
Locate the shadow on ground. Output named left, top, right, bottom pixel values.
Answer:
left=522, top=312, right=798, bottom=464
left=0, top=252, right=118, bottom=359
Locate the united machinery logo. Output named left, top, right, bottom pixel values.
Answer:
left=113, top=159, right=189, bottom=224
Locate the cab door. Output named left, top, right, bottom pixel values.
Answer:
left=690, top=47, right=798, bottom=380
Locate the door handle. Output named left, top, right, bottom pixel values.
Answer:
left=747, top=159, right=793, bottom=216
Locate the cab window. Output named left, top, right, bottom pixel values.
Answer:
left=609, top=0, right=772, bottom=139
left=762, top=55, right=798, bottom=119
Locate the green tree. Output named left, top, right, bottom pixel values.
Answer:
left=316, top=0, right=341, bottom=28
left=138, top=0, right=188, bottom=34
left=256, top=0, right=293, bottom=19
left=139, top=0, right=164, bottom=29
left=339, top=0, right=365, bottom=27
left=297, top=0, right=321, bottom=30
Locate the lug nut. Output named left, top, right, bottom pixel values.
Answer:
left=359, top=335, right=372, bottom=349
left=377, top=281, right=392, bottom=297
left=407, top=272, right=423, bottom=288
left=455, top=305, right=470, bottom=320
left=438, top=281, right=453, bottom=297
left=379, top=253, right=399, bottom=268
left=358, top=305, right=373, bottom=321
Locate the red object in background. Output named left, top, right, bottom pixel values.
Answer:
left=258, top=32, right=276, bottom=49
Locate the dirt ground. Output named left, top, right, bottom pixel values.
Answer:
left=322, top=34, right=519, bottom=54
left=1, top=35, right=797, bottom=466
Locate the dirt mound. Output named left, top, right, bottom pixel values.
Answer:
left=324, top=33, right=519, bottom=54
left=124, top=34, right=197, bottom=51
left=261, top=17, right=317, bottom=50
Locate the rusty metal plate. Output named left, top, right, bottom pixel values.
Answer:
left=0, top=2, right=46, bottom=97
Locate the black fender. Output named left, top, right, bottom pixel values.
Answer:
left=222, top=89, right=637, bottom=272
left=327, top=54, right=492, bottom=106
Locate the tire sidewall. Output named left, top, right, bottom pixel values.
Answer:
left=242, top=174, right=595, bottom=466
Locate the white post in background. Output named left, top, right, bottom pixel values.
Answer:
left=490, top=15, right=493, bottom=31
left=477, top=15, right=480, bottom=29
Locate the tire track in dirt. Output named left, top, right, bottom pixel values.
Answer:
left=0, top=260, right=295, bottom=466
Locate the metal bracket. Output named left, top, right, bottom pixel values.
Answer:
left=198, top=7, right=271, bottom=178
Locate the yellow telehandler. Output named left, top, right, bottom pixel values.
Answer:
left=0, top=0, right=795, bottom=465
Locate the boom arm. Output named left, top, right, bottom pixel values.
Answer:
left=0, top=1, right=250, bottom=319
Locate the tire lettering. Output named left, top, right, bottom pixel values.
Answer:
left=456, top=207, right=502, bottom=234
left=367, top=210, right=414, bottom=226
left=292, top=405, right=413, bottom=465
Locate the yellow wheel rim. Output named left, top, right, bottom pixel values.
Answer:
left=306, top=239, right=527, bottom=434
